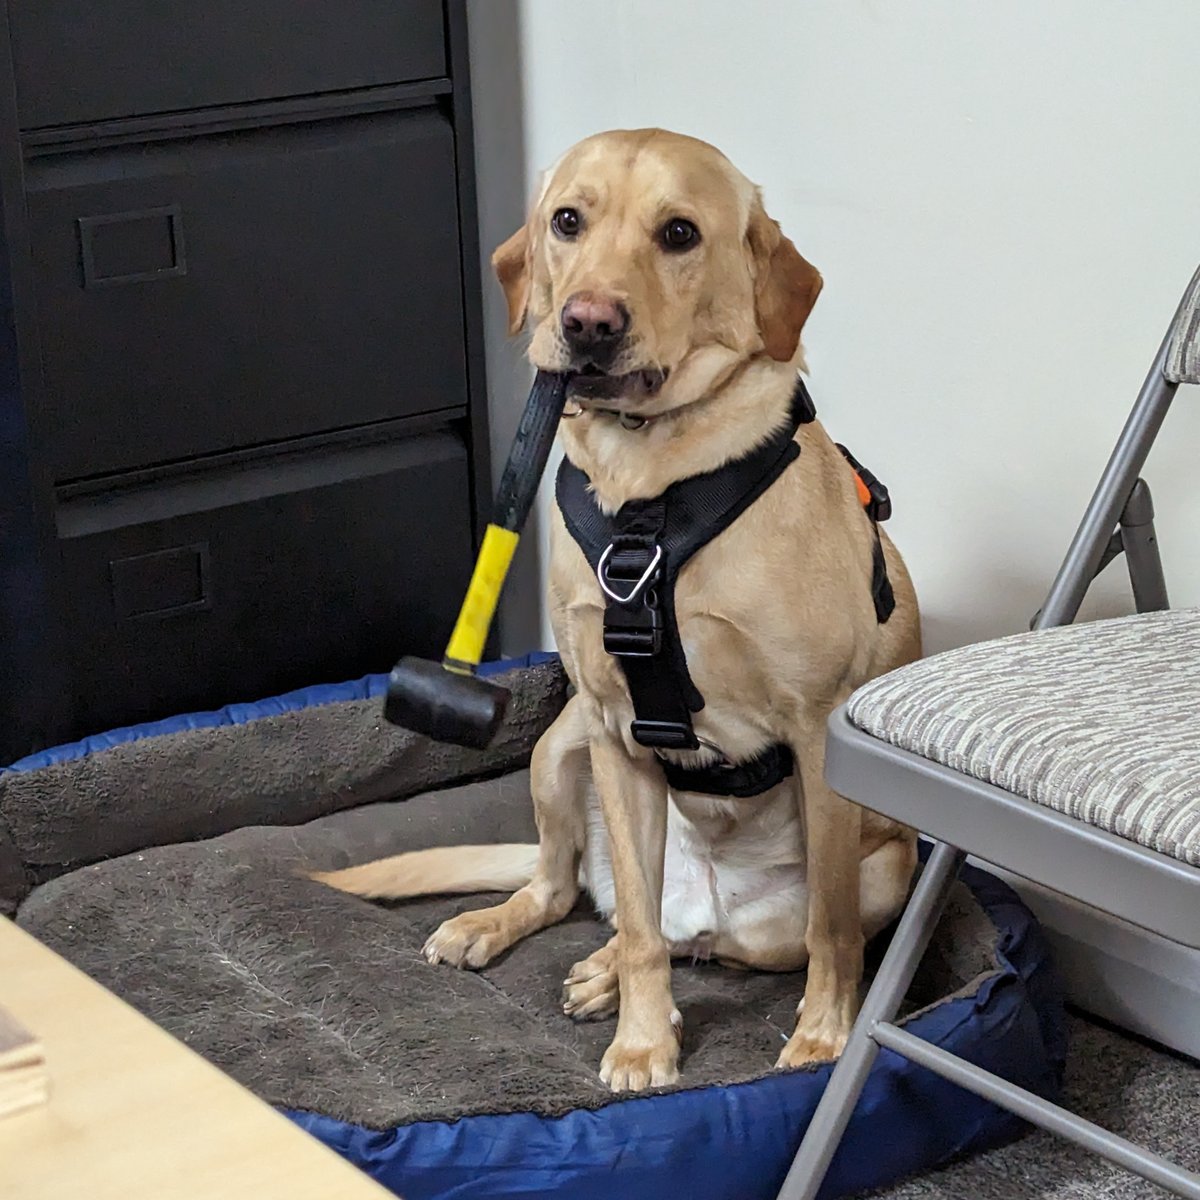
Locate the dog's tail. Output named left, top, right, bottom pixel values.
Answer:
left=310, top=844, right=538, bottom=901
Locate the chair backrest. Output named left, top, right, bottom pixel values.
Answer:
left=1166, top=263, right=1200, bottom=384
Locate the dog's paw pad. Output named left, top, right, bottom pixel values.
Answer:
left=422, top=913, right=510, bottom=970
left=599, top=1037, right=680, bottom=1093
left=562, top=965, right=619, bottom=1022
left=562, top=944, right=620, bottom=1020
left=775, top=1025, right=850, bottom=1070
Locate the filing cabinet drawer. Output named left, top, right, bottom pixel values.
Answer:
left=55, top=431, right=473, bottom=738
left=10, top=0, right=446, bottom=130
left=27, top=108, right=468, bottom=481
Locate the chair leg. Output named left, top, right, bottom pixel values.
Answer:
left=1118, top=480, right=1170, bottom=613
left=1037, top=335, right=1176, bottom=630
left=775, top=841, right=967, bottom=1200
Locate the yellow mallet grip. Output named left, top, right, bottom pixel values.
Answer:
left=443, top=524, right=520, bottom=673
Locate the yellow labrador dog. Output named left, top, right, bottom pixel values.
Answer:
left=318, top=129, right=921, bottom=1093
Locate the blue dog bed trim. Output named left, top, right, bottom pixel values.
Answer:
left=285, top=859, right=1066, bottom=1200
left=13, top=657, right=1064, bottom=1198
left=3, top=653, right=558, bottom=774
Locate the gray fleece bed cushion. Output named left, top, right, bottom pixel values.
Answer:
left=0, top=659, right=567, bottom=914
left=18, top=767, right=1004, bottom=1127
left=9, top=657, right=1068, bottom=1199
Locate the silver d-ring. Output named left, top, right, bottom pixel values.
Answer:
left=596, top=543, right=663, bottom=604
left=696, top=736, right=736, bottom=768
left=654, top=735, right=735, bottom=770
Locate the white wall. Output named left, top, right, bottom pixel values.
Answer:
left=471, top=0, right=1200, bottom=655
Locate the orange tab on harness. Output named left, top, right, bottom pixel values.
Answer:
left=854, top=471, right=872, bottom=510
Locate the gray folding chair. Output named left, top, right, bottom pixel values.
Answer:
left=779, top=264, right=1200, bottom=1200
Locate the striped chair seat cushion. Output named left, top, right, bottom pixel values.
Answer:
left=846, top=608, right=1200, bottom=866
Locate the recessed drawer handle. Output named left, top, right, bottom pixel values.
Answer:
left=109, top=543, right=210, bottom=621
left=78, top=204, right=187, bottom=289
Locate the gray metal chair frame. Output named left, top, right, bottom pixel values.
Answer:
left=778, top=264, right=1200, bottom=1200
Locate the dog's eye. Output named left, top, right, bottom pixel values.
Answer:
left=662, top=217, right=700, bottom=251
left=552, top=207, right=582, bottom=239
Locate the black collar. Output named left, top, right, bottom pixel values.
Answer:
left=563, top=402, right=650, bottom=430
left=564, top=373, right=818, bottom=434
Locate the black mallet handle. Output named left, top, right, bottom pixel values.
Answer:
left=383, top=370, right=568, bottom=748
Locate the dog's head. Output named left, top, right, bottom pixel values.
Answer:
left=493, top=128, right=822, bottom=411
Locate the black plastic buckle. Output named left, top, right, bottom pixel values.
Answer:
left=862, top=476, right=891, bottom=523
left=793, top=376, right=818, bottom=425
left=630, top=719, right=701, bottom=751
left=603, top=598, right=662, bottom=657
left=836, top=443, right=892, bottom=523
left=599, top=536, right=665, bottom=657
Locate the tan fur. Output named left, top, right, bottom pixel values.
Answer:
left=312, top=845, right=537, bottom=900
left=318, top=129, right=922, bottom=1093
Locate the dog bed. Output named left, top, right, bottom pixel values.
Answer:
left=4, top=657, right=1066, bottom=1200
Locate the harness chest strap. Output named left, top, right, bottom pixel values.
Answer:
left=555, top=377, right=893, bottom=797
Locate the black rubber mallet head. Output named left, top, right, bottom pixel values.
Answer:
left=383, top=655, right=509, bottom=751
left=383, top=370, right=569, bottom=749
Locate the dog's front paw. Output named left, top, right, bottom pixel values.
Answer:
left=599, top=1011, right=683, bottom=1092
left=775, top=1003, right=852, bottom=1069
left=423, top=911, right=513, bottom=970
left=563, top=944, right=619, bottom=1021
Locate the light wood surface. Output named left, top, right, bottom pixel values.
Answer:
left=0, top=916, right=395, bottom=1200
left=0, top=1002, right=47, bottom=1119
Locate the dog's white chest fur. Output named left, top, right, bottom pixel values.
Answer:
left=582, top=783, right=808, bottom=961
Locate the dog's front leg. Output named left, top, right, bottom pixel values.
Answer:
left=590, top=732, right=681, bottom=1092
left=778, top=705, right=864, bottom=1068
left=424, top=694, right=588, bottom=968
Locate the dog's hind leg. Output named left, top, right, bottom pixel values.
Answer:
left=424, top=693, right=590, bottom=969
left=565, top=831, right=917, bottom=1027
left=777, top=700, right=866, bottom=1068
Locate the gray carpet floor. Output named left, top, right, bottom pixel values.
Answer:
left=867, top=1014, right=1200, bottom=1198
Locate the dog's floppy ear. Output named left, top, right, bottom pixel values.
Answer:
left=746, top=195, right=822, bottom=362
left=492, top=224, right=531, bottom=335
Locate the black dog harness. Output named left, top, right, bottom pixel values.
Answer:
left=556, top=377, right=894, bottom=799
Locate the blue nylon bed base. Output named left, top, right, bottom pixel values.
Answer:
left=285, top=859, right=1065, bottom=1200
left=11, top=654, right=1065, bottom=1199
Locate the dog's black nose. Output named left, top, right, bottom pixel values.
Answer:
left=561, top=292, right=628, bottom=363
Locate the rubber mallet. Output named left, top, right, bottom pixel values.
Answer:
left=383, top=370, right=568, bottom=748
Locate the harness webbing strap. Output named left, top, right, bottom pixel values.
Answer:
left=595, top=498, right=700, bottom=747
left=557, top=379, right=814, bottom=754
left=555, top=375, right=893, bottom=797
left=660, top=742, right=796, bottom=799
left=835, top=441, right=897, bottom=624
left=870, top=531, right=896, bottom=623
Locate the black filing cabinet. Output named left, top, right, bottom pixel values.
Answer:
left=0, top=1, right=491, bottom=763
